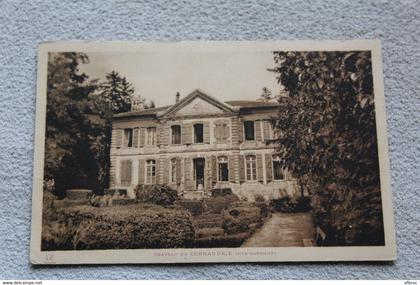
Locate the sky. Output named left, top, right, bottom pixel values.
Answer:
left=79, top=51, right=281, bottom=107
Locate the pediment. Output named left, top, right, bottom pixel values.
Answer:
left=160, top=89, right=236, bottom=118
left=174, top=97, right=225, bottom=116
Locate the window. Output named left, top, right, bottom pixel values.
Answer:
left=244, top=121, right=255, bottom=141
left=272, top=155, right=285, bottom=181
left=146, top=159, right=156, bottom=184
left=120, top=160, right=132, bottom=185
left=218, top=156, right=229, bottom=182
left=245, top=155, right=257, bottom=181
left=194, top=123, right=204, bottom=143
left=146, top=127, right=156, bottom=145
left=215, top=123, right=229, bottom=141
left=123, top=128, right=133, bottom=147
left=171, top=125, right=181, bottom=144
left=170, top=158, right=177, bottom=183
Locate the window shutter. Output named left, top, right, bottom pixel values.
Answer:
left=182, top=123, right=192, bottom=144
left=109, top=156, right=116, bottom=187
left=214, top=124, right=220, bottom=140
left=228, top=155, right=235, bottom=183
left=255, top=121, right=262, bottom=141
left=157, top=158, right=167, bottom=184
left=211, top=156, right=217, bottom=185
left=204, top=122, right=210, bottom=144
left=133, top=128, right=139, bottom=147
left=256, top=154, right=263, bottom=182
left=138, top=159, right=145, bottom=185
left=114, top=129, right=122, bottom=148
left=239, top=155, right=245, bottom=183
left=263, top=121, right=270, bottom=141
left=224, top=124, right=230, bottom=139
left=265, top=154, right=272, bottom=182
left=184, top=157, right=192, bottom=189
left=120, top=160, right=132, bottom=186
left=176, top=158, right=181, bottom=184
left=159, top=124, right=170, bottom=146
left=139, top=128, right=146, bottom=147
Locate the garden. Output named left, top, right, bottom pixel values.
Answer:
left=41, top=186, right=275, bottom=250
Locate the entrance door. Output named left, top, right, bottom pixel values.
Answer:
left=193, top=158, right=205, bottom=190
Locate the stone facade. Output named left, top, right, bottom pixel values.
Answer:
left=110, top=89, right=299, bottom=201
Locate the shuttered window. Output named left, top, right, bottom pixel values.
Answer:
left=215, top=123, right=229, bottom=141
left=123, top=128, right=133, bottom=147
left=120, top=160, right=132, bottom=186
left=218, top=156, right=229, bottom=182
left=146, top=127, right=156, bottom=145
left=244, top=121, right=255, bottom=141
left=170, top=158, right=177, bottom=183
left=146, top=159, right=156, bottom=184
left=245, top=155, right=257, bottom=181
left=272, top=155, right=285, bottom=181
left=171, top=125, right=181, bottom=144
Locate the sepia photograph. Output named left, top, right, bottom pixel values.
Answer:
left=30, top=41, right=396, bottom=264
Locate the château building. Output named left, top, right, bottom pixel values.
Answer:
left=110, top=89, right=299, bottom=200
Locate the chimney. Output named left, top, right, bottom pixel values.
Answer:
left=175, top=92, right=180, bottom=103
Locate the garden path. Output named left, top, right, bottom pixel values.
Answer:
left=242, top=212, right=315, bottom=247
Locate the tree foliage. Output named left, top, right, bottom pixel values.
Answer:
left=45, top=52, right=99, bottom=197
left=260, top=87, right=273, bottom=101
left=45, top=55, right=138, bottom=197
left=270, top=51, right=384, bottom=245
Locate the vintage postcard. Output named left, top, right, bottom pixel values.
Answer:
left=30, top=40, right=396, bottom=264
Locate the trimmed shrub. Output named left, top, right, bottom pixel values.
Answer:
left=203, top=194, right=239, bottom=214
left=42, top=220, right=75, bottom=250
left=53, top=199, right=89, bottom=208
left=270, top=196, right=311, bottom=213
left=194, top=232, right=251, bottom=248
left=66, top=189, right=93, bottom=200
left=211, top=188, right=233, bottom=197
left=254, top=194, right=266, bottom=203
left=176, top=199, right=204, bottom=216
left=253, top=201, right=270, bottom=218
left=222, top=203, right=262, bottom=235
left=135, top=184, right=178, bottom=206
left=195, top=227, right=224, bottom=239
left=72, top=204, right=194, bottom=249
left=89, top=194, right=112, bottom=207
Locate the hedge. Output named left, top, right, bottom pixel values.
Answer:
left=42, top=204, right=195, bottom=250
left=222, top=203, right=262, bottom=235
left=134, top=184, right=178, bottom=206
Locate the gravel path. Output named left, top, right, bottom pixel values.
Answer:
left=242, top=212, right=315, bottom=247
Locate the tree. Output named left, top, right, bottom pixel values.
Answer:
left=270, top=51, right=384, bottom=246
left=45, top=52, right=99, bottom=197
left=92, top=71, right=137, bottom=191
left=148, top=100, right=156, bottom=109
left=95, top=71, right=134, bottom=116
left=260, top=87, right=272, bottom=101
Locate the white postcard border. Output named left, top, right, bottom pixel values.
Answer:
left=30, top=40, right=396, bottom=264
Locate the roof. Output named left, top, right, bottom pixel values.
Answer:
left=113, top=105, right=171, bottom=118
left=113, top=90, right=280, bottom=119
left=225, top=100, right=280, bottom=108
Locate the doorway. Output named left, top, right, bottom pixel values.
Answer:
left=193, top=158, right=205, bottom=190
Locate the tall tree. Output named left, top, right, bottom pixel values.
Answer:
left=45, top=52, right=98, bottom=197
left=270, top=51, right=384, bottom=246
left=93, top=71, right=136, bottom=191
left=260, top=87, right=272, bottom=101
left=95, top=71, right=134, bottom=116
